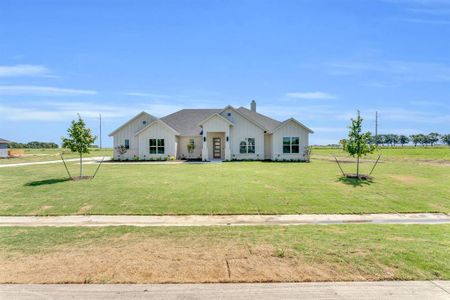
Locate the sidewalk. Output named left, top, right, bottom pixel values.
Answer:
left=0, top=213, right=448, bottom=227
left=0, top=281, right=449, bottom=299
left=0, top=156, right=110, bottom=168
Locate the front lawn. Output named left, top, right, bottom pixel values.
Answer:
left=1, top=224, right=448, bottom=283
left=0, top=157, right=449, bottom=215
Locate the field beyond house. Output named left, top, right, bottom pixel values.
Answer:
left=0, top=147, right=449, bottom=215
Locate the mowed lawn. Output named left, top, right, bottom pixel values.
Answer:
left=0, top=155, right=449, bottom=215
left=312, top=146, right=450, bottom=161
left=0, top=224, right=448, bottom=283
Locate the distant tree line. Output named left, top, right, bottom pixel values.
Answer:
left=373, top=133, right=450, bottom=147
left=8, top=141, right=59, bottom=149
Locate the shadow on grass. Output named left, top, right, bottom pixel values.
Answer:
left=24, top=178, right=71, bottom=187
left=337, top=176, right=373, bottom=187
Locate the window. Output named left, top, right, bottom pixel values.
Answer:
left=239, top=138, right=256, bottom=154
left=149, top=139, right=164, bottom=154
left=283, top=137, right=299, bottom=154
left=124, top=139, right=130, bottom=149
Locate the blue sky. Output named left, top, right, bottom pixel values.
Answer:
left=1, top=0, right=449, bottom=146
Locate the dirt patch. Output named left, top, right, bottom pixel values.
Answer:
left=77, top=205, right=93, bottom=214
left=390, top=175, right=426, bottom=185
left=0, top=238, right=402, bottom=284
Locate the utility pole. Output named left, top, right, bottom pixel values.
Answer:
left=375, top=111, right=378, bottom=145
left=99, top=113, right=102, bottom=149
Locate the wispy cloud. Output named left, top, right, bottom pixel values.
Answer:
left=0, top=85, right=97, bottom=96
left=285, top=92, right=337, bottom=100
left=0, top=101, right=183, bottom=121
left=327, top=60, right=450, bottom=82
left=124, top=92, right=170, bottom=98
left=0, top=65, right=51, bottom=77
left=399, top=18, right=450, bottom=25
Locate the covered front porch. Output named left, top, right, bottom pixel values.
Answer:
left=199, top=113, right=233, bottom=161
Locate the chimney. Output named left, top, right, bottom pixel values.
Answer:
left=250, top=100, right=256, bottom=112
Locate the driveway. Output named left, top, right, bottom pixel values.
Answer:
left=0, top=213, right=448, bottom=227
left=0, top=281, right=449, bottom=299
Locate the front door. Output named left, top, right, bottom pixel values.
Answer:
left=213, top=137, right=221, bottom=159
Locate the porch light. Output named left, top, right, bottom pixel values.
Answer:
left=226, top=136, right=229, bottom=142
left=203, top=137, right=206, bottom=142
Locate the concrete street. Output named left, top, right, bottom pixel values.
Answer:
left=1, top=281, right=449, bottom=300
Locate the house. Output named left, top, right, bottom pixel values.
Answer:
left=0, top=138, right=10, bottom=158
left=109, top=101, right=313, bottom=161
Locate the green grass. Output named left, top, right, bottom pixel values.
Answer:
left=312, top=146, right=450, bottom=161
left=0, top=155, right=449, bottom=215
left=1, top=224, right=449, bottom=281
left=0, top=148, right=112, bottom=165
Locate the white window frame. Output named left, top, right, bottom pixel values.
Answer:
left=149, top=139, right=165, bottom=154
left=240, top=138, right=256, bottom=154
left=283, top=137, right=300, bottom=154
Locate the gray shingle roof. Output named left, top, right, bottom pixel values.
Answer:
left=161, top=109, right=222, bottom=136
left=236, top=107, right=281, bottom=132
left=0, top=138, right=10, bottom=144
left=159, top=107, right=283, bottom=136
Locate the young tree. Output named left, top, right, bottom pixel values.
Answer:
left=399, top=135, right=409, bottom=147
left=441, top=134, right=450, bottom=146
left=427, top=133, right=440, bottom=147
left=61, top=115, right=97, bottom=177
left=410, top=134, right=421, bottom=147
left=343, top=111, right=376, bottom=178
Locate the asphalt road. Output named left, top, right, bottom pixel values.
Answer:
left=1, top=281, right=449, bottom=299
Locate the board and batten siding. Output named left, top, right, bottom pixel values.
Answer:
left=137, top=122, right=177, bottom=159
left=0, top=143, right=7, bottom=158
left=177, top=136, right=202, bottom=159
left=271, top=121, right=309, bottom=161
left=112, top=114, right=157, bottom=160
left=220, top=108, right=265, bottom=160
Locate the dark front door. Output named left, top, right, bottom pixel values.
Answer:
left=213, top=137, right=221, bottom=159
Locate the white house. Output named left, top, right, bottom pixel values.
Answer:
left=0, top=138, right=9, bottom=158
left=109, top=101, right=313, bottom=161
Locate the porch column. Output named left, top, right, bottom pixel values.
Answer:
left=202, top=131, right=208, bottom=161
left=225, top=126, right=231, bottom=161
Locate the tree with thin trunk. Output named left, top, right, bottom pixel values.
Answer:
left=399, top=135, right=409, bottom=147
left=427, top=133, right=440, bottom=147
left=442, top=134, right=450, bottom=146
left=61, top=114, right=96, bottom=178
left=343, top=111, right=375, bottom=179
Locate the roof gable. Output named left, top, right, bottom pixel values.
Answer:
left=108, top=111, right=157, bottom=136
left=273, top=118, right=314, bottom=133
left=135, top=119, right=180, bottom=136
left=161, top=109, right=221, bottom=136
left=198, top=113, right=234, bottom=126
left=219, top=106, right=268, bottom=131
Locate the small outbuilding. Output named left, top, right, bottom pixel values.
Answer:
left=0, top=138, right=10, bottom=158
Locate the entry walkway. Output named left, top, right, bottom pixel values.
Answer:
left=0, top=213, right=448, bottom=227
left=0, top=281, right=449, bottom=299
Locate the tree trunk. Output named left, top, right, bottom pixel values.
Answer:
left=356, top=156, right=360, bottom=178
left=80, top=152, right=83, bottom=177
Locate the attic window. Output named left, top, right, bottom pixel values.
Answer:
left=143, top=121, right=147, bottom=125
left=227, top=112, right=231, bottom=117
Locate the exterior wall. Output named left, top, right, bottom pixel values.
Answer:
left=177, top=136, right=202, bottom=159
left=0, top=144, right=7, bottom=158
left=220, top=108, right=265, bottom=160
left=137, top=122, right=177, bottom=160
left=201, top=115, right=231, bottom=161
left=112, top=114, right=157, bottom=160
left=264, top=134, right=272, bottom=160
left=271, top=121, right=310, bottom=161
